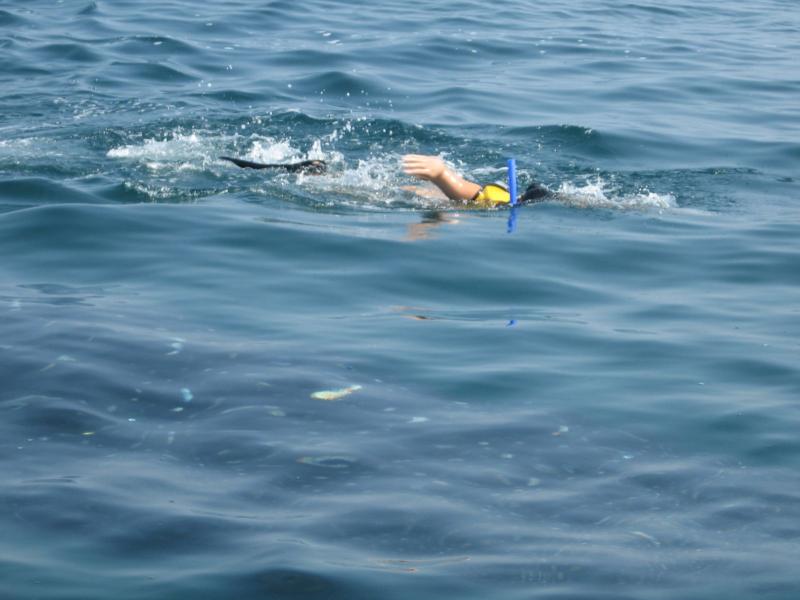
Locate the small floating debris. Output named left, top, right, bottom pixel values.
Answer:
left=180, top=388, right=193, bottom=403
left=371, top=555, right=470, bottom=573
left=166, top=338, right=185, bottom=355
left=296, top=455, right=355, bottom=469
left=373, top=559, right=417, bottom=573
left=40, top=355, right=77, bottom=372
left=552, top=425, right=569, bottom=436
left=630, top=531, right=660, bottom=546
left=390, top=305, right=435, bottom=321
left=310, top=384, right=362, bottom=401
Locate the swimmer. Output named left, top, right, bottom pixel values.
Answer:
left=402, top=154, right=550, bottom=207
left=220, top=152, right=549, bottom=207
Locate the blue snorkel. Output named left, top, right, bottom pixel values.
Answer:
left=507, top=157, right=518, bottom=233
left=507, top=158, right=518, bottom=207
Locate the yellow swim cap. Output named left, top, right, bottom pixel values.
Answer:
left=471, top=183, right=511, bottom=207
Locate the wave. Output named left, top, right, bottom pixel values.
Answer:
left=32, top=42, right=102, bottom=63
left=106, top=60, right=198, bottom=83
left=97, top=114, right=687, bottom=211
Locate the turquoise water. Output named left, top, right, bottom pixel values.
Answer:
left=2, top=1, right=799, bottom=598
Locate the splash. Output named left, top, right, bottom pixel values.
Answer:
left=104, top=122, right=675, bottom=212
left=244, top=138, right=302, bottom=163
left=106, top=130, right=228, bottom=174
left=299, top=153, right=448, bottom=210
left=107, top=130, right=340, bottom=172
left=555, top=177, right=674, bottom=210
left=107, top=132, right=207, bottom=160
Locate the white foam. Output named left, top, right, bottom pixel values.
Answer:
left=107, top=132, right=210, bottom=161
left=105, top=127, right=675, bottom=212
left=107, top=130, right=334, bottom=174
left=0, top=137, right=41, bottom=158
left=299, top=153, right=439, bottom=209
left=245, top=138, right=298, bottom=163
left=555, top=177, right=674, bottom=211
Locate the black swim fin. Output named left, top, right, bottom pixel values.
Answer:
left=220, top=156, right=327, bottom=174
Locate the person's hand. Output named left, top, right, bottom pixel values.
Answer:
left=402, top=154, right=447, bottom=181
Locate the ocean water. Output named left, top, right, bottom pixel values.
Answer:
left=1, top=0, right=799, bottom=598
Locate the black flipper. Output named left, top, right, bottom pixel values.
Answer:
left=220, top=156, right=327, bottom=174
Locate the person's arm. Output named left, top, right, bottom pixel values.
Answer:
left=402, top=155, right=481, bottom=202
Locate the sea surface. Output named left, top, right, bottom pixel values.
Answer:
left=1, top=1, right=799, bottom=598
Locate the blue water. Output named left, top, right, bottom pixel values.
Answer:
left=2, top=1, right=799, bottom=598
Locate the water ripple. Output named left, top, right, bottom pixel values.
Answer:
left=2, top=0, right=800, bottom=598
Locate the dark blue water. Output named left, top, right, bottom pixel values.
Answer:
left=2, top=1, right=799, bottom=598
